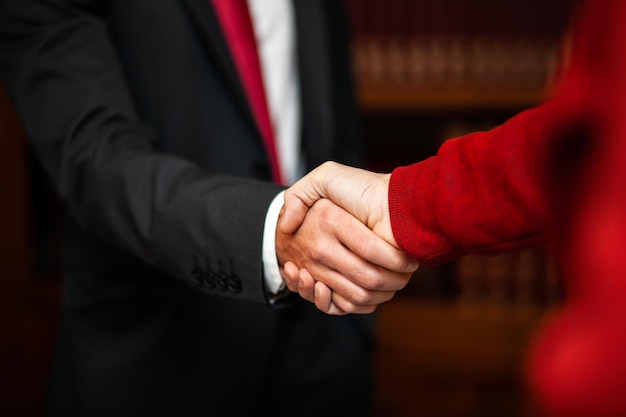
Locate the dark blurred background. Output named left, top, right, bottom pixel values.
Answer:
left=0, top=1, right=575, bottom=416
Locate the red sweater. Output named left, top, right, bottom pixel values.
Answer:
left=387, top=1, right=626, bottom=416
left=388, top=105, right=552, bottom=266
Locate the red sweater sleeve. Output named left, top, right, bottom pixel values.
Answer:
left=387, top=2, right=626, bottom=416
left=389, top=105, right=554, bottom=265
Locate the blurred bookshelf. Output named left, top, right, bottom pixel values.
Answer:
left=343, top=1, right=575, bottom=416
left=347, top=0, right=573, bottom=113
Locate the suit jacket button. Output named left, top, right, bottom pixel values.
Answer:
left=216, top=273, right=227, bottom=291
left=227, top=275, right=242, bottom=293
left=203, top=271, right=216, bottom=289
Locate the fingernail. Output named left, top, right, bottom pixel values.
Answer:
left=297, top=279, right=303, bottom=289
left=408, top=260, right=420, bottom=271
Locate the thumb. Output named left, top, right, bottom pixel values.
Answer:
left=279, top=166, right=329, bottom=234
left=279, top=191, right=312, bottom=234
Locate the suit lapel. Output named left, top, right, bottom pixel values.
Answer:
left=180, top=0, right=336, bottom=170
left=180, top=0, right=258, bottom=134
left=292, top=0, right=335, bottom=169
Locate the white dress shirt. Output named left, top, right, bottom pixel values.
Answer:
left=246, top=0, right=301, bottom=298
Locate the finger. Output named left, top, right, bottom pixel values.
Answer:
left=284, top=244, right=401, bottom=310
left=282, top=261, right=300, bottom=292
left=278, top=173, right=322, bottom=234
left=313, top=280, right=333, bottom=312
left=313, top=282, right=349, bottom=316
left=329, top=290, right=380, bottom=315
left=319, top=210, right=415, bottom=291
left=326, top=302, right=347, bottom=316
left=298, top=269, right=380, bottom=315
left=295, top=204, right=414, bottom=295
left=305, top=260, right=401, bottom=308
left=296, top=268, right=316, bottom=303
left=279, top=198, right=308, bottom=235
left=309, top=221, right=412, bottom=292
left=336, top=216, right=419, bottom=276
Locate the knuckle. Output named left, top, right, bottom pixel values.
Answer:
left=368, top=274, right=385, bottom=291
left=321, top=199, right=346, bottom=225
left=349, top=287, right=373, bottom=305
left=308, top=242, right=327, bottom=263
left=360, top=269, right=384, bottom=290
left=358, top=235, right=377, bottom=258
left=319, top=161, right=332, bottom=171
left=319, top=160, right=338, bottom=173
left=322, top=204, right=341, bottom=226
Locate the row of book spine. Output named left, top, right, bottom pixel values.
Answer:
left=352, top=37, right=562, bottom=89
left=454, top=250, right=562, bottom=307
left=345, top=0, right=575, bottom=89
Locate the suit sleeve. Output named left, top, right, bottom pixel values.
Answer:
left=388, top=105, right=556, bottom=265
left=0, top=0, right=283, bottom=303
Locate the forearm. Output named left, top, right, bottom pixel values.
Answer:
left=0, top=0, right=284, bottom=303
left=389, top=105, right=554, bottom=265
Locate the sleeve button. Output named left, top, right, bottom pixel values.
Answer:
left=216, top=273, right=227, bottom=291
left=203, top=271, right=216, bottom=289
left=227, top=275, right=242, bottom=294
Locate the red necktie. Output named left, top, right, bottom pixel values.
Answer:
left=211, top=0, right=283, bottom=184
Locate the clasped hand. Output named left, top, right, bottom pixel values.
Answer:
left=275, top=162, right=419, bottom=315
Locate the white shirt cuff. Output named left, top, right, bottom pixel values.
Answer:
left=263, top=190, right=287, bottom=303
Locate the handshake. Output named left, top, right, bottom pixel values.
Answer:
left=276, top=161, right=419, bottom=315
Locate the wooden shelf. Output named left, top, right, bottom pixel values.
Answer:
left=374, top=299, right=556, bottom=417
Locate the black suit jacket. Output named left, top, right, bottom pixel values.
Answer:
left=0, top=1, right=373, bottom=416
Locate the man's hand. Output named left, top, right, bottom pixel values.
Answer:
left=280, top=161, right=396, bottom=246
left=277, top=162, right=419, bottom=314
left=276, top=198, right=417, bottom=315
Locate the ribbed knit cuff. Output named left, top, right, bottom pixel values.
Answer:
left=389, top=159, right=460, bottom=266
